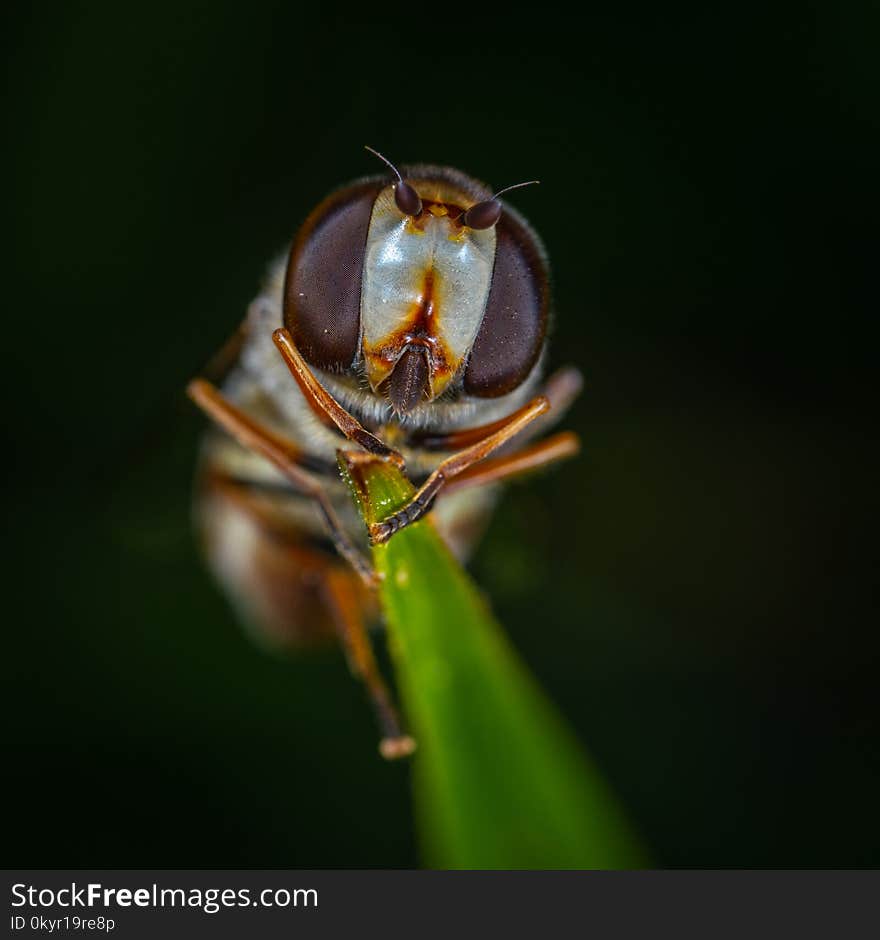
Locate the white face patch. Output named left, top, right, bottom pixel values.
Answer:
left=360, top=185, right=497, bottom=398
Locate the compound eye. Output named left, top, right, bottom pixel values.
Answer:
left=394, top=180, right=423, bottom=217
left=283, top=179, right=382, bottom=371
left=464, top=212, right=549, bottom=398
left=462, top=199, right=502, bottom=230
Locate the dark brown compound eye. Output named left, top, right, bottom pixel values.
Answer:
left=283, top=178, right=383, bottom=371
left=464, top=209, right=550, bottom=398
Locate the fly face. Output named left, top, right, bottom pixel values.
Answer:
left=283, top=150, right=551, bottom=421
left=359, top=180, right=497, bottom=406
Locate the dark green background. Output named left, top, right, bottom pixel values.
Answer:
left=6, top=2, right=878, bottom=866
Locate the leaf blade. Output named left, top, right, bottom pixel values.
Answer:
left=341, top=455, right=645, bottom=868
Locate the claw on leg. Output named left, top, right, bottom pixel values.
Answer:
left=321, top=568, right=415, bottom=760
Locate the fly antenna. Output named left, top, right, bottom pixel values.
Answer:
left=492, top=180, right=540, bottom=200
left=462, top=179, right=540, bottom=229
left=365, top=145, right=404, bottom=183
left=364, top=145, right=423, bottom=217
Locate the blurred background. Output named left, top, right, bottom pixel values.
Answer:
left=5, top=1, right=878, bottom=867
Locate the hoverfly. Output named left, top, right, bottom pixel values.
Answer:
left=189, top=148, right=582, bottom=758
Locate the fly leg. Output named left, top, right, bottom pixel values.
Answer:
left=368, top=396, right=552, bottom=544
left=440, top=432, right=580, bottom=496
left=187, top=378, right=377, bottom=587
left=411, top=366, right=583, bottom=453
left=272, top=328, right=404, bottom=466
left=524, top=366, right=583, bottom=442
left=320, top=568, right=415, bottom=760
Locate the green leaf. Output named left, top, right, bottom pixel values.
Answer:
left=340, top=455, right=646, bottom=869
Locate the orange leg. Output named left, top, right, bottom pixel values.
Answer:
left=272, top=328, right=403, bottom=465
left=198, top=318, right=251, bottom=385
left=411, top=366, right=583, bottom=452
left=264, top=327, right=578, bottom=545
left=320, top=569, right=415, bottom=760
left=368, top=396, right=551, bottom=544
left=187, top=379, right=376, bottom=587
left=198, top=467, right=410, bottom=755
left=525, top=366, right=583, bottom=442
left=441, top=431, right=580, bottom=496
